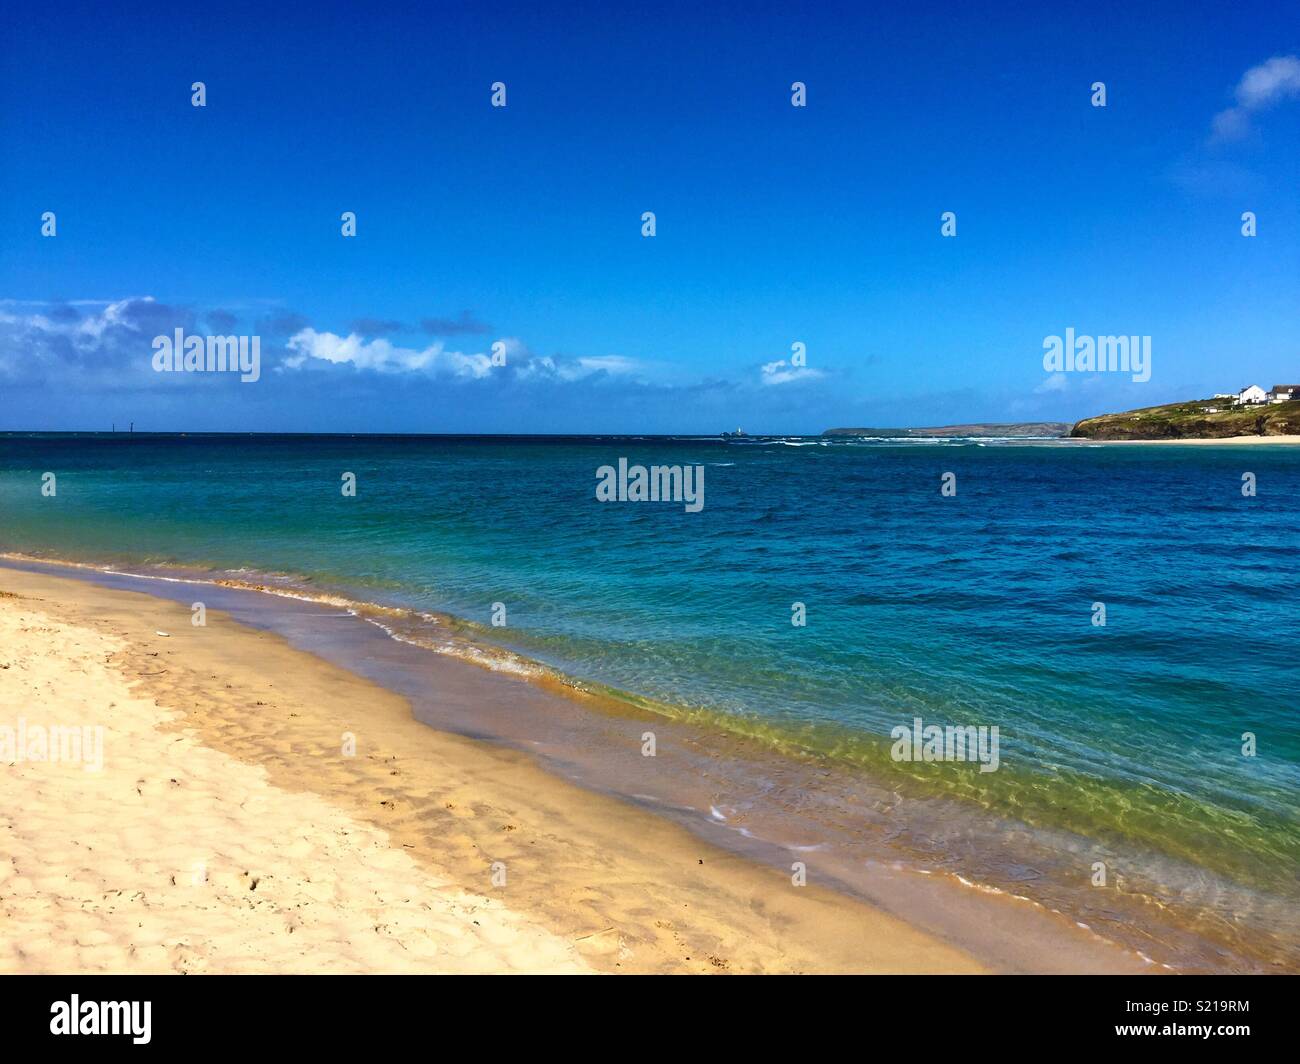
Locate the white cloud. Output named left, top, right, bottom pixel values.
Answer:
left=285, top=329, right=493, bottom=378
left=0, top=299, right=745, bottom=406
left=1034, top=372, right=1068, bottom=394
left=284, top=330, right=657, bottom=385
left=573, top=355, right=639, bottom=375
left=759, top=359, right=825, bottom=386
left=0, top=296, right=195, bottom=385
left=0, top=296, right=151, bottom=344
left=513, top=350, right=651, bottom=382
left=1211, top=55, right=1300, bottom=141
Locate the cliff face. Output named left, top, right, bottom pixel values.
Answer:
left=1070, top=400, right=1300, bottom=440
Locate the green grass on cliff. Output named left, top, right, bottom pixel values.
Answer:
left=1071, top=398, right=1300, bottom=440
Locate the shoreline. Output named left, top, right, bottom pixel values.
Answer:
left=3, top=554, right=1292, bottom=973
left=0, top=564, right=996, bottom=974
left=1072, top=434, right=1300, bottom=445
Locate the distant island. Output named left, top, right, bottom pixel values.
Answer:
left=827, top=386, right=1300, bottom=442
left=824, top=422, right=1071, bottom=438
left=1071, top=387, right=1300, bottom=440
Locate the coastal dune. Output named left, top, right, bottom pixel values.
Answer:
left=0, top=568, right=986, bottom=974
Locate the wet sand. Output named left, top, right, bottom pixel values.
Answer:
left=0, top=565, right=1000, bottom=974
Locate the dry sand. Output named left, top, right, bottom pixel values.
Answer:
left=1085, top=435, right=1300, bottom=445
left=0, top=567, right=985, bottom=974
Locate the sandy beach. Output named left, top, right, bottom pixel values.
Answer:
left=1084, top=435, right=1300, bottom=445
left=0, top=566, right=990, bottom=974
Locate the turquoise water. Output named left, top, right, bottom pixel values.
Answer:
left=2, top=432, right=1298, bottom=966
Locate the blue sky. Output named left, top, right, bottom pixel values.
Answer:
left=1, top=0, right=1297, bottom=433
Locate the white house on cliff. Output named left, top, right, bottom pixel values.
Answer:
left=1232, top=384, right=1300, bottom=406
